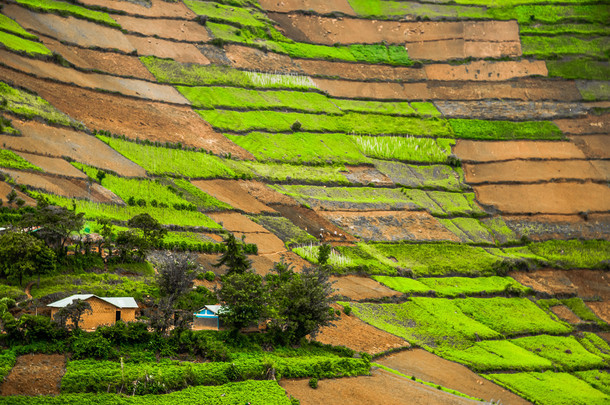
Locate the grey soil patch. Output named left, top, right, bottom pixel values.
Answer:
left=271, top=204, right=357, bottom=242
left=376, top=349, right=530, bottom=405
left=0, top=119, right=147, bottom=177
left=343, top=166, right=393, bottom=186
left=550, top=305, right=584, bottom=324
left=114, top=15, right=210, bottom=43
left=463, top=160, right=609, bottom=184
left=127, top=35, right=211, bottom=65
left=0, top=353, right=65, bottom=396
left=319, top=210, right=459, bottom=242
left=555, top=114, right=609, bottom=135
left=0, top=67, right=250, bottom=157
left=0, top=50, right=188, bottom=104
left=192, top=180, right=274, bottom=214
left=425, top=60, right=547, bottom=81
left=587, top=302, right=610, bottom=324
left=80, top=0, right=196, bottom=18
left=570, top=135, right=610, bottom=159
left=40, top=36, right=156, bottom=80
left=3, top=5, right=135, bottom=53
left=454, top=140, right=586, bottom=162
left=0, top=181, right=36, bottom=207
left=503, top=214, right=610, bottom=241
left=258, top=0, right=356, bottom=15
left=435, top=100, right=588, bottom=121
left=14, top=151, right=87, bottom=179
left=330, top=276, right=401, bottom=301
left=281, top=368, right=480, bottom=405
left=473, top=183, right=610, bottom=214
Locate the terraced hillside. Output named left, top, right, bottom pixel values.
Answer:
left=0, top=0, right=608, bottom=404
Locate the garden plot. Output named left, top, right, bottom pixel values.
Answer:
left=574, top=370, right=610, bottom=396
left=39, top=36, right=155, bottom=80
left=0, top=120, right=146, bottom=177
left=555, top=114, right=610, bottom=135
left=248, top=214, right=317, bottom=246
left=224, top=45, right=304, bottom=75
left=341, top=166, right=393, bottom=186
left=502, top=214, right=610, bottom=241
left=319, top=211, right=460, bottom=242
left=474, top=183, right=610, bottom=214
left=586, top=302, right=610, bottom=324
left=424, top=59, right=547, bottom=81
left=454, top=139, right=586, bottom=162
left=353, top=136, right=454, bottom=164
left=14, top=152, right=86, bottom=178
left=0, top=51, right=188, bottom=104
left=551, top=305, right=583, bottom=324
left=297, top=58, right=425, bottom=82
left=0, top=181, right=35, bottom=206
left=271, top=204, right=355, bottom=242
left=438, top=218, right=495, bottom=244
left=207, top=212, right=269, bottom=234
left=239, top=181, right=298, bottom=206
left=0, top=353, right=65, bottom=396
left=377, top=349, right=530, bottom=405
left=374, top=161, right=467, bottom=191
left=192, top=180, right=274, bottom=214
left=436, top=100, right=588, bottom=121
left=127, top=35, right=211, bottom=65
left=570, top=135, right=610, bottom=159
left=463, top=160, right=608, bottom=184
left=258, top=0, right=356, bottom=15
left=113, top=15, right=210, bottom=43
left=3, top=5, right=134, bottom=52
left=330, top=276, right=401, bottom=300
left=80, top=0, right=196, bottom=18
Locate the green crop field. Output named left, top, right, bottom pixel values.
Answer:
left=240, top=161, right=350, bottom=185
left=449, top=119, right=564, bottom=140
left=14, top=0, right=120, bottom=28
left=374, top=160, right=466, bottom=191
left=574, top=370, right=610, bottom=396
left=0, top=30, right=51, bottom=56
left=0, top=150, right=42, bottom=171
left=352, top=136, right=455, bottom=163
left=0, top=14, right=37, bottom=39
left=249, top=215, right=317, bottom=246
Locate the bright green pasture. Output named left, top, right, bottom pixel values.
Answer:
left=0, top=149, right=42, bottom=171
left=14, top=0, right=120, bottom=27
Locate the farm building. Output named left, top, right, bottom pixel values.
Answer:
left=47, top=294, right=138, bottom=330
left=193, top=305, right=224, bottom=330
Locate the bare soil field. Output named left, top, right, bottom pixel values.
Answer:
left=0, top=354, right=65, bottom=396
left=0, top=67, right=250, bottom=157
left=14, top=151, right=87, bottom=179
left=551, top=305, right=584, bottom=324
left=299, top=58, right=425, bottom=81
left=0, top=181, right=36, bottom=206
left=435, top=100, right=588, bottom=121
left=463, top=160, right=609, bottom=184
left=314, top=78, right=581, bottom=101
left=281, top=368, right=481, bottom=405
left=587, top=302, right=610, bottom=324
left=40, top=36, right=155, bottom=80
left=114, top=15, right=210, bottom=43
left=343, top=166, right=393, bottom=186
left=225, top=45, right=303, bottom=74
left=425, top=60, right=547, bottom=81
left=0, top=50, right=188, bottom=104
left=474, top=183, right=610, bottom=214
left=258, top=0, right=356, bottom=15
left=192, top=180, right=274, bottom=213
left=555, top=114, right=610, bottom=135
left=570, top=135, right=610, bottom=159
left=3, top=5, right=135, bottom=52
left=207, top=212, right=269, bottom=233
left=376, top=349, right=531, bottom=405
left=240, top=181, right=299, bottom=206
left=320, top=210, right=459, bottom=242
left=0, top=119, right=146, bottom=177
left=270, top=204, right=357, bottom=242
left=503, top=214, right=610, bottom=241
left=231, top=231, right=287, bottom=256
left=80, top=0, right=196, bottom=18
left=126, top=35, right=211, bottom=65
left=510, top=270, right=610, bottom=301
left=330, top=276, right=401, bottom=300
left=454, top=140, right=586, bottom=162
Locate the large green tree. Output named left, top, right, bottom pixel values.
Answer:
left=218, top=271, right=268, bottom=333
left=127, top=213, right=167, bottom=249
left=0, top=231, right=56, bottom=286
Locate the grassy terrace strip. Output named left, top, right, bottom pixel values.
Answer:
left=249, top=215, right=317, bottom=246
left=510, top=335, right=607, bottom=371
left=1, top=380, right=293, bottom=405
left=449, top=119, right=563, bottom=140
left=183, top=0, right=268, bottom=27
left=226, top=132, right=370, bottom=165
left=0, top=149, right=42, bottom=171
left=0, top=81, right=79, bottom=127
left=198, top=110, right=453, bottom=136
left=240, top=161, right=351, bottom=185
left=372, top=275, right=530, bottom=298
left=439, top=218, right=495, bottom=244
left=487, top=371, right=610, bottom=405
left=0, top=14, right=37, bottom=39
left=0, top=30, right=51, bottom=56
left=519, top=23, right=610, bottom=36
left=538, top=297, right=609, bottom=329
left=374, top=161, right=467, bottom=191
left=352, top=136, right=455, bottom=164
left=39, top=193, right=221, bottom=229
left=333, top=99, right=416, bottom=116
left=294, top=245, right=355, bottom=268
left=547, top=59, right=610, bottom=80
left=527, top=239, right=610, bottom=269
left=522, top=36, right=610, bottom=59
left=14, top=0, right=120, bottom=28
left=574, top=370, right=610, bottom=396
left=97, top=136, right=240, bottom=179
left=577, top=332, right=610, bottom=362
left=140, top=56, right=318, bottom=90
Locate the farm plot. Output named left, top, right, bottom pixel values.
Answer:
left=80, top=0, right=196, bottom=18
left=271, top=204, right=355, bottom=242
left=424, top=59, right=547, bottom=81
left=0, top=29, right=51, bottom=56
left=527, top=239, right=610, bottom=269
left=438, top=218, right=495, bottom=244
left=330, top=276, right=401, bottom=301
left=0, top=13, right=37, bottom=39
left=192, top=179, right=275, bottom=214
left=453, top=139, right=586, bottom=162
left=341, top=165, right=393, bottom=186
left=501, top=214, right=610, bottom=241
left=352, top=136, right=455, bottom=164
left=0, top=149, right=42, bottom=172
left=16, top=152, right=84, bottom=178
left=13, top=0, right=119, bottom=27
left=574, top=370, right=610, bottom=396
left=113, top=15, right=209, bottom=43
left=248, top=214, right=317, bottom=246
left=374, top=161, right=467, bottom=192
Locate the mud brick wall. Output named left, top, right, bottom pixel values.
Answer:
left=50, top=297, right=137, bottom=329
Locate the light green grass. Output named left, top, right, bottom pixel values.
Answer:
left=439, top=217, right=495, bottom=244
left=574, top=370, right=610, bottom=396
left=352, top=136, right=455, bottom=163
left=14, top=0, right=120, bottom=28
left=577, top=332, right=610, bottom=362
left=449, top=119, right=564, bottom=140
left=522, top=36, right=609, bottom=59
left=332, top=99, right=415, bottom=116
left=0, top=30, right=51, bottom=56
left=547, top=59, right=610, bottom=81
left=172, top=178, right=233, bottom=211
left=240, top=161, right=350, bottom=185
left=183, top=0, right=267, bottom=27
left=0, top=14, right=37, bottom=39
left=527, top=239, right=610, bottom=269
left=0, top=149, right=42, bottom=171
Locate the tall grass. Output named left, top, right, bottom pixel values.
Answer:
left=293, top=244, right=354, bottom=268
left=245, top=71, right=318, bottom=89
left=351, top=135, right=454, bottom=163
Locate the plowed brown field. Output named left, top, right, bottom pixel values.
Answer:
left=14, top=152, right=87, bottom=179
left=463, top=161, right=609, bottom=184
left=258, top=0, right=356, bottom=15
left=80, top=0, right=196, bottom=18
left=0, top=354, right=65, bottom=396
left=425, top=60, right=547, bottom=81
left=454, top=140, right=586, bottom=162
left=192, top=180, right=274, bottom=213
left=330, top=276, right=401, bottom=300
left=114, top=15, right=210, bottom=42
left=127, top=35, right=211, bottom=65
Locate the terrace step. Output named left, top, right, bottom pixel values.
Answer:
left=435, top=100, right=590, bottom=121
left=454, top=140, right=587, bottom=162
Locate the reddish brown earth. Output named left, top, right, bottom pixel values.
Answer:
left=0, top=181, right=36, bottom=206
left=231, top=231, right=287, bottom=256
left=454, top=140, right=586, bottom=162
left=376, top=350, right=531, bottom=405
left=3, top=5, right=135, bottom=52
left=299, top=59, right=425, bottom=81
left=319, top=210, right=460, bottom=242
left=259, top=0, right=356, bottom=15
left=570, top=135, right=610, bottom=159
left=0, top=50, right=188, bottom=104
left=463, top=161, right=609, bottom=184
left=425, top=60, right=547, bottom=81
left=555, top=114, right=610, bottom=135
left=502, top=214, right=610, bottom=241
left=330, top=276, right=401, bottom=300
left=39, top=36, right=155, bottom=80
left=113, top=15, right=210, bottom=42
left=192, top=180, right=274, bottom=213
left=271, top=204, right=356, bottom=242
left=0, top=67, right=250, bottom=157
left=510, top=270, right=610, bottom=301
left=0, top=119, right=147, bottom=177
left=281, top=368, right=481, bottom=405
left=474, top=183, right=610, bottom=214
left=80, top=0, right=196, bottom=18
left=240, top=181, right=299, bottom=206
left=588, top=302, right=610, bottom=324
left=207, top=212, right=269, bottom=233
left=0, top=354, right=65, bottom=396
left=225, top=45, right=304, bottom=74
left=551, top=305, right=584, bottom=324
left=14, top=151, right=87, bottom=179
left=126, top=35, right=211, bottom=65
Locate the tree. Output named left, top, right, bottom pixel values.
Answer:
left=20, top=204, right=84, bottom=257
left=115, top=230, right=145, bottom=262
left=214, top=233, right=252, bottom=275
left=0, top=231, right=56, bottom=286
left=53, top=299, right=93, bottom=330
left=157, top=254, right=196, bottom=303
left=127, top=213, right=166, bottom=250
left=218, top=271, right=267, bottom=333
left=98, top=217, right=114, bottom=259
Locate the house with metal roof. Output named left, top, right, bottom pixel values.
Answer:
left=47, top=294, right=138, bottom=330
left=193, top=304, right=225, bottom=330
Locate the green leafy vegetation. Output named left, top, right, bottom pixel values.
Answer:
left=14, top=0, right=120, bottom=28
left=293, top=244, right=354, bottom=268
left=0, top=349, right=16, bottom=382
left=547, top=59, right=610, bottom=80
left=577, top=333, right=610, bottom=362
left=522, top=36, right=609, bottom=59
left=449, top=119, right=564, bottom=140
left=439, top=217, right=495, bottom=244
left=276, top=42, right=413, bottom=66
left=352, top=136, right=455, bottom=163
left=240, top=161, right=350, bottom=185
left=0, top=15, right=37, bottom=39
left=527, top=239, right=610, bottom=269
left=332, top=99, right=416, bottom=115
left=183, top=0, right=267, bottom=27
left=0, top=30, right=51, bottom=56
left=574, top=370, right=610, bottom=396
left=0, top=150, right=42, bottom=171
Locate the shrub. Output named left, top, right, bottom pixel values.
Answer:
left=341, top=303, right=352, bottom=316
left=71, top=335, right=117, bottom=360
left=309, top=377, right=318, bottom=389
left=204, top=271, right=216, bottom=282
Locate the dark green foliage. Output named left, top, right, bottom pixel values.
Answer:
left=53, top=299, right=93, bottom=331
left=71, top=335, right=117, bottom=360
left=317, top=243, right=331, bottom=266
left=214, top=233, right=252, bottom=274
left=127, top=213, right=167, bottom=250
left=0, top=231, right=56, bottom=286
left=218, top=271, right=268, bottom=332
left=309, top=377, right=318, bottom=389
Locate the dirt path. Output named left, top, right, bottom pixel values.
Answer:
left=24, top=281, right=34, bottom=299
left=0, top=354, right=65, bottom=396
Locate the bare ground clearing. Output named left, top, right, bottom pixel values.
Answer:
left=551, top=305, right=584, bottom=324
left=320, top=210, right=460, bottom=242
left=474, top=183, right=610, bottom=215
left=207, top=212, right=269, bottom=233
left=330, top=276, right=401, bottom=300
left=127, top=35, right=211, bottom=65
left=113, top=15, right=210, bottom=43
left=376, top=349, right=531, bottom=405
left=425, top=60, right=547, bottom=81
left=435, top=100, right=588, bottom=121
left=555, top=114, right=610, bottom=135
left=502, top=214, right=610, bottom=241
left=79, top=0, right=196, bottom=18
left=270, top=204, right=357, bottom=242
left=570, top=135, right=610, bottom=159
left=192, top=180, right=274, bottom=213
left=343, top=166, right=393, bottom=186
left=258, top=0, right=356, bottom=15
left=510, top=270, right=610, bottom=301
left=231, top=232, right=286, bottom=256
left=587, top=302, right=610, bottom=324
left=281, top=368, right=480, bottom=405
left=14, top=151, right=87, bottom=179
left=0, top=181, right=36, bottom=206
left=240, top=181, right=299, bottom=206
left=0, top=354, right=65, bottom=396
left=0, top=67, right=250, bottom=157
left=454, top=140, right=586, bottom=162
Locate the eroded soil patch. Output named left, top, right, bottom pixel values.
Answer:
left=127, top=35, right=211, bottom=65
left=0, top=353, right=65, bottom=396
left=330, top=276, right=401, bottom=301
left=551, top=305, right=584, bottom=324
left=192, top=180, right=274, bottom=213
left=270, top=204, right=356, bottom=242
left=555, top=114, right=609, bottom=135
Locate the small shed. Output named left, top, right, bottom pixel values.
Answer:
left=193, top=304, right=224, bottom=330
left=47, top=294, right=138, bottom=329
